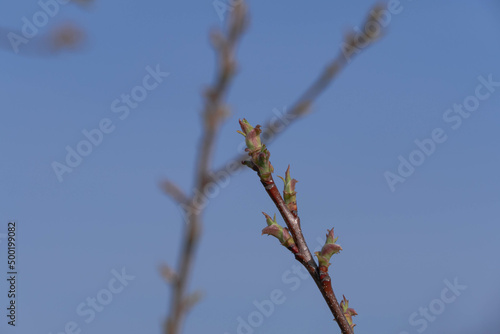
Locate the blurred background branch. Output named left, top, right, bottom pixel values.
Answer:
left=0, top=0, right=94, bottom=55
left=162, top=3, right=248, bottom=334
left=210, top=3, right=386, bottom=183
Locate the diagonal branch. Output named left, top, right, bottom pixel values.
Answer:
left=259, top=175, right=314, bottom=267
left=211, top=4, right=386, bottom=183
left=161, top=180, right=190, bottom=206
left=239, top=125, right=355, bottom=333
left=261, top=176, right=353, bottom=334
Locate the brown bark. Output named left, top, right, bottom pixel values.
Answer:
left=257, top=174, right=354, bottom=334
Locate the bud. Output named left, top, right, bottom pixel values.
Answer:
left=238, top=119, right=274, bottom=181
left=255, top=146, right=273, bottom=180
left=277, top=165, right=298, bottom=213
left=340, top=295, right=358, bottom=328
left=237, top=118, right=262, bottom=152
left=314, top=228, right=342, bottom=267
left=261, top=212, right=297, bottom=252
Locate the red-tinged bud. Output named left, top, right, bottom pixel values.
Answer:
left=238, top=119, right=274, bottom=182
left=261, top=212, right=297, bottom=252
left=277, top=165, right=298, bottom=213
left=315, top=228, right=342, bottom=267
left=261, top=213, right=282, bottom=239
left=340, top=295, right=358, bottom=328
left=237, top=119, right=262, bottom=153
left=261, top=224, right=281, bottom=238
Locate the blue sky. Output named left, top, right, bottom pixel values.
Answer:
left=1, top=1, right=500, bottom=333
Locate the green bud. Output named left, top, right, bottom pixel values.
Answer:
left=315, top=228, right=342, bottom=267
left=261, top=212, right=296, bottom=251
left=340, top=295, right=358, bottom=328
left=237, top=119, right=262, bottom=153
left=238, top=119, right=274, bottom=182
left=277, top=165, right=298, bottom=213
left=255, top=146, right=274, bottom=181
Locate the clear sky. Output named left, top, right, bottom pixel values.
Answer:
left=1, top=1, right=500, bottom=333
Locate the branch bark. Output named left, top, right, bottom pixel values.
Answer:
left=258, top=171, right=354, bottom=334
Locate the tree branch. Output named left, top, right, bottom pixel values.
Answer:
left=161, top=180, right=190, bottom=206
left=163, top=4, right=248, bottom=334
left=259, top=175, right=314, bottom=267
left=211, top=3, right=386, bottom=183
left=239, top=121, right=355, bottom=333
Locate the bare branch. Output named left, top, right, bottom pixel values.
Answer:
left=0, top=23, right=86, bottom=55
left=211, top=3, right=387, bottom=183
left=195, top=3, right=248, bottom=189
left=165, top=214, right=201, bottom=334
left=159, top=263, right=178, bottom=284
left=161, top=180, right=190, bottom=206
left=164, top=4, right=248, bottom=334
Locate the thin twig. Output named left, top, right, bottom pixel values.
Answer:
left=0, top=24, right=86, bottom=55
left=259, top=176, right=313, bottom=266
left=165, top=213, right=201, bottom=334
left=163, top=4, right=248, bottom=334
left=258, top=172, right=354, bottom=334
left=161, top=180, right=190, bottom=206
